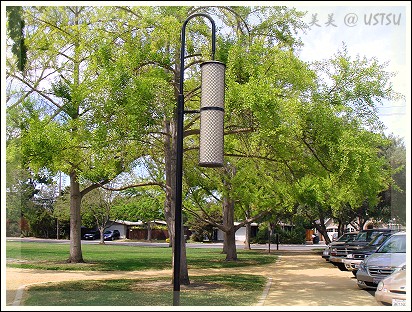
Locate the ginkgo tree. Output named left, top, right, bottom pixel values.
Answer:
left=289, top=47, right=404, bottom=243
left=6, top=6, right=157, bottom=262
left=6, top=5, right=310, bottom=281
left=7, top=5, right=403, bottom=287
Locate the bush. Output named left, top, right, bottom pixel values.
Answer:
left=252, top=226, right=306, bottom=244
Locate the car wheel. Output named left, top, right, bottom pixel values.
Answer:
left=352, top=270, right=357, bottom=277
left=337, top=263, right=348, bottom=271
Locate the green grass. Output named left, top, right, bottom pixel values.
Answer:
left=6, top=241, right=277, bottom=271
left=23, top=274, right=266, bottom=306
left=7, top=241, right=272, bottom=306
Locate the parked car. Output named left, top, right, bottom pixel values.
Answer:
left=375, top=268, right=406, bottom=306
left=357, top=232, right=406, bottom=289
left=322, top=232, right=358, bottom=261
left=343, top=232, right=393, bottom=275
left=83, top=230, right=100, bottom=240
left=329, top=228, right=396, bottom=271
left=103, top=229, right=120, bottom=241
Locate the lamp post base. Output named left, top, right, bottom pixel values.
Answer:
left=173, top=291, right=180, bottom=306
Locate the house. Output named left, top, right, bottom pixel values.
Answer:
left=214, top=222, right=259, bottom=243
left=105, top=220, right=182, bottom=241
left=105, top=220, right=144, bottom=239
left=313, top=218, right=357, bottom=242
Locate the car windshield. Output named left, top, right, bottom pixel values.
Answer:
left=337, top=233, right=355, bottom=242
left=355, top=231, right=383, bottom=242
left=104, top=231, right=112, bottom=234
left=368, top=233, right=390, bottom=246
left=377, top=235, right=406, bottom=253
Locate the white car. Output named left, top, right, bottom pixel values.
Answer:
left=356, top=232, right=406, bottom=289
left=375, top=268, right=406, bottom=306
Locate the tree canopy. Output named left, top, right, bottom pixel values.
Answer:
left=5, top=4, right=405, bottom=280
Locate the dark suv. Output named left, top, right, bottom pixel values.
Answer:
left=103, top=229, right=121, bottom=241
left=329, top=228, right=396, bottom=271
left=322, top=232, right=358, bottom=261
left=342, top=232, right=393, bottom=275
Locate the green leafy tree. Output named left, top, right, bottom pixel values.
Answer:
left=6, top=6, right=154, bottom=262
left=97, top=5, right=311, bottom=277
left=112, top=188, right=165, bottom=241
left=6, top=6, right=27, bottom=71
left=81, top=188, right=122, bottom=244
left=291, top=46, right=403, bottom=243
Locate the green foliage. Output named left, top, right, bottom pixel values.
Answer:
left=187, top=210, right=221, bottom=242
left=252, top=225, right=305, bottom=244
left=5, top=6, right=404, bottom=263
left=272, top=225, right=306, bottom=244
left=6, top=6, right=27, bottom=71
left=112, top=188, right=165, bottom=223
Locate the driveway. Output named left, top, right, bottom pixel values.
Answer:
left=5, top=249, right=380, bottom=307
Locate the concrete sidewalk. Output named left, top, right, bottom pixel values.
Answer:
left=257, top=251, right=380, bottom=306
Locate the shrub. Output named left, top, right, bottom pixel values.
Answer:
left=252, top=225, right=306, bottom=244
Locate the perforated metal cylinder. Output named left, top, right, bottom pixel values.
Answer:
left=199, top=61, right=225, bottom=167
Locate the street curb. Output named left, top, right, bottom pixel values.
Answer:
left=12, top=281, right=51, bottom=306
left=256, top=277, right=272, bottom=306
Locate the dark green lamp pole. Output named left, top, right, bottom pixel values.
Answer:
left=174, top=13, right=225, bottom=306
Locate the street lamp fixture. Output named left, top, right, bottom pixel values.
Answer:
left=174, top=13, right=225, bottom=305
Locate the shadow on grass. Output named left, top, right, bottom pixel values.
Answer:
left=22, top=275, right=266, bottom=306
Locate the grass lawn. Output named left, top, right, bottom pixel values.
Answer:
left=7, top=241, right=274, bottom=306
left=23, top=274, right=266, bottom=306
left=6, top=241, right=277, bottom=271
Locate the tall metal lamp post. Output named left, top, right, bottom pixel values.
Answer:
left=174, top=13, right=225, bottom=305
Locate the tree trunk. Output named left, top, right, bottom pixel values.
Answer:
left=56, top=219, right=60, bottom=239
left=147, top=221, right=152, bottom=241
left=68, top=171, right=84, bottom=263
left=99, top=228, right=105, bottom=244
left=313, top=218, right=330, bottom=245
left=164, top=117, right=174, bottom=248
left=68, top=7, right=84, bottom=263
left=337, top=219, right=345, bottom=238
left=179, top=223, right=190, bottom=285
left=244, top=222, right=251, bottom=250
left=223, top=196, right=237, bottom=261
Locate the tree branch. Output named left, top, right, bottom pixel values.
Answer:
left=301, top=136, right=332, bottom=173
left=100, top=181, right=168, bottom=192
